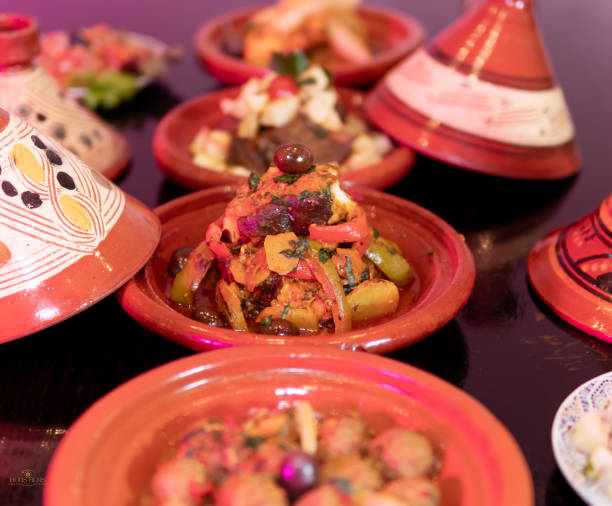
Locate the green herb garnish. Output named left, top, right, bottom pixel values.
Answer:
left=281, top=304, right=290, bottom=319
left=280, top=239, right=309, bottom=259
left=330, top=477, right=353, bottom=495
left=297, top=76, right=317, bottom=86
left=260, top=316, right=273, bottom=327
left=345, top=256, right=357, bottom=290
left=244, top=436, right=265, bottom=448
left=274, top=173, right=302, bottom=184
left=372, top=227, right=380, bottom=238
left=314, top=128, right=327, bottom=139
left=318, top=248, right=330, bottom=263
left=360, top=268, right=369, bottom=282
left=387, top=248, right=397, bottom=256
left=420, top=248, right=434, bottom=256
left=270, top=51, right=309, bottom=78
left=322, top=67, right=334, bottom=89
left=249, top=172, right=260, bottom=192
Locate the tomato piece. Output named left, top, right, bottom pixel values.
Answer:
left=268, top=75, right=299, bottom=100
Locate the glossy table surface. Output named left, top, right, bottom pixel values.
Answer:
left=1, top=0, right=611, bottom=504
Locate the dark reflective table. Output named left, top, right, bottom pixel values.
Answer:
left=1, top=1, right=611, bottom=504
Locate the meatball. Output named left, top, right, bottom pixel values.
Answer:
left=319, top=415, right=367, bottom=458
left=320, top=454, right=383, bottom=496
left=150, top=457, right=210, bottom=503
left=383, top=477, right=441, bottom=506
left=369, top=429, right=435, bottom=479
left=214, top=474, right=289, bottom=506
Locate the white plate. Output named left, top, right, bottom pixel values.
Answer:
left=552, top=371, right=612, bottom=505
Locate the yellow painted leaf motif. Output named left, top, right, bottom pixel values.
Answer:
left=0, top=241, right=10, bottom=267
left=59, top=194, right=92, bottom=231
left=11, top=144, right=45, bottom=185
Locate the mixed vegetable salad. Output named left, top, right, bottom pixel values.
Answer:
left=149, top=401, right=441, bottom=505
left=190, top=53, right=392, bottom=177
left=168, top=143, right=413, bottom=335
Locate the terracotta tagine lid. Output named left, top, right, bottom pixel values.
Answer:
left=0, top=107, right=160, bottom=344
left=528, top=195, right=612, bottom=342
left=0, top=14, right=131, bottom=180
left=364, top=0, right=580, bottom=180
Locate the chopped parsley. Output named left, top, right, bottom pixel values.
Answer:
left=280, top=239, right=309, bottom=259
left=329, top=477, right=353, bottom=495
left=244, top=436, right=265, bottom=448
left=260, top=316, right=272, bottom=327
left=270, top=51, right=309, bottom=78
left=281, top=304, right=290, bottom=319
left=297, top=76, right=317, bottom=86
left=273, top=166, right=315, bottom=185
left=314, top=127, right=327, bottom=139
left=420, top=248, right=435, bottom=256
left=345, top=256, right=357, bottom=291
left=248, top=171, right=260, bottom=192
left=360, top=268, right=369, bottom=282
left=322, top=67, right=334, bottom=89
left=386, top=247, right=397, bottom=256
left=318, top=248, right=330, bottom=263
left=372, top=227, right=380, bottom=238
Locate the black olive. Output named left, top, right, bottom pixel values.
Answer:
left=259, top=318, right=298, bottom=336
left=274, top=144, right=314, bottom=174
left=279, top=450, right=318, bottom=500
left=191, top=307, right=226, bottom=327
left=167, top=246, right=193, bottom=276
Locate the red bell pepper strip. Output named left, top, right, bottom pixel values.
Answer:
left=286, top=259, right=316, bottom=281
left=308, top=209, right=371, bottom=254
left=306, top=246, right=352, bottom=333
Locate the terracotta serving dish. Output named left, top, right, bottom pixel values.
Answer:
left=118, top=185, right=475, bottom=354
left=44, top=346, right=534, bottom=506
left=0, top=107, right=160, bottom=344
left=193, top=5, right=426, bottom=87
left=0, top=14, right=131, bottom=180
left=153, top=87, right=416, bottom=191
left=528, top=194, right=612, bottom=342
left=364, top=0, right=580, bottom=180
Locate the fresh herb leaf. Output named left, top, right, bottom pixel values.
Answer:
left=270, top=194, right=280, bottom=199
left=387, top=247, right=397, bottom=256
left=330, top=477, right=353, bottom=495
left=345, top=256, right=357, bottom=290
left=280, top=239, right=309, bottom=259
left=372, top=227, right=380, bottom=238
left=278, top=200, right=294, bottom=207
left=420, top=248, right=434, bottom=256
left=318, top=248, right=330, bottom=263
left=322, top=67, right=334, bottom=89
left=314, top=128, right=327, bottom=139
left=270, top=51, right=309, bottom=78
left=360, top=268, right=369, bottom=282
left=281, top=304, right=290, bottom=319
left=260, top=316, right=272, bottom=327
left=323, top=182, right=332, bottom=197
left=297, top=76, right=317, bottom=86
left=248, top=171, right=260, bottom=192
left=244, top=436, right=265, bottom=448
left=274, top=173, right=302, bottom=184
left=280, top=249, right=296, bottom=258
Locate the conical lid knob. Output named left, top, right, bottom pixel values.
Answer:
left=0, top=14, right=131, bottom=180
left=528, top=195, right=612, bottom=342
left=0, top=107, right=160, bottom=343
left=365, top=0, right=580, bottom=179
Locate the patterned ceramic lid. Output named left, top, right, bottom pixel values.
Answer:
left=0, top=107, right=159, bottom=344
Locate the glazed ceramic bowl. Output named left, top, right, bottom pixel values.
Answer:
left=528, top=194, right=612, bottom=342
left=44, top=346, right=534, bottom=506
left=118, top=185, right=475, bottom=354
left=193, top=5, right=426, bottom=86
left=364, top=0, right=580, bottom=180
left=153, top=87, right=416, bottom=191
left=0, top=14, right=131, bottom=180
left=0, top=108, right=160, bottom=344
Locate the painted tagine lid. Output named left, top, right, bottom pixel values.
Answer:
left=0, top=107, right=160, bottom=344
left=528, top=195, right=612, bottom=342
left=364, top=0, right=580, bottom=180
left=0, top=14, right=131, bottom=180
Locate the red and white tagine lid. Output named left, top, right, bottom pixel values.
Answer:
left=0, top=108, right=160, bottom=344
left=364, top=0, right=580, bottom=180
left=528, top=195, right=612, bottom=342
left=0, top=14, right=131, bottom=180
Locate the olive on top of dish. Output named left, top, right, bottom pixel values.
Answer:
left=220, top=0, right=378, bottom=68
left=167, top=143, right=413, bottom=336
left=149, top=400, right=442, bottom=506
left=188, top=52, right=393, bottom=178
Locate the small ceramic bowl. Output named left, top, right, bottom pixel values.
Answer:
left=552, top=371, right=612, bottom=506
left=193, top=5, right=426, bottom=87
left=528, top=194, right=612, bottom=342
left=44, top=346, right=534, bottom=506
left=118, top=185, right=475, bottom=354
left=153, top=87, right=416, bottom=191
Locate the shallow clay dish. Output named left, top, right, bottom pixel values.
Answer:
left=0, top=108, right=160, bottom=344
left=193, top=5, right=426, bottom=86
left=528, top=194, right=612, bottom=342
left=552, top=371, right=612, bottom=506
left=364, top=0, right=579, bottom=180
left=44, top=346, right=534, bottom=506
left=118, top=185, right=475, bottom=353
left=153, top=87, right=416, bottom=190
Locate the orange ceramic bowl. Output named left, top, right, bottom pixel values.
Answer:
left=118, top=185, right=475, bottom=354
left=44, top=346, right=534, bottom=506
left=193, top=5, right=426, bottom=87
left=153, top=87, right=416, bottom=191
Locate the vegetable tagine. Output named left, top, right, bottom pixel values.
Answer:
left=149, top=401, right=442, bottom=505
left=189, top=52, right=392, bottom=177
left=168, top=143, right=414, bottom=335
left=221, top=0, right=376, bottom=69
